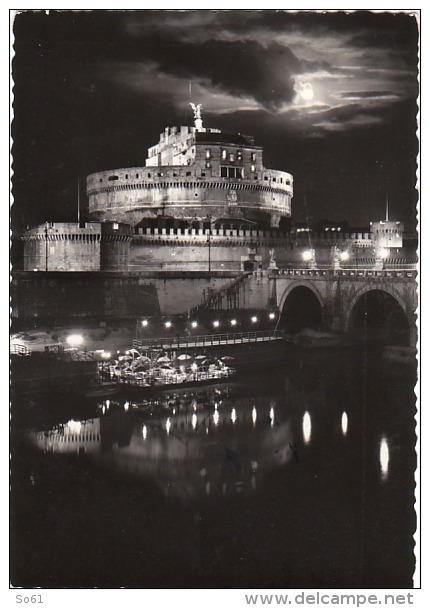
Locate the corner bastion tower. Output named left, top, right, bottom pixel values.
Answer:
left=86, top=104, right=294, bottom=272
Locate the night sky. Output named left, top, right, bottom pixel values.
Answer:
left=11, top=9, right=419, bottom=233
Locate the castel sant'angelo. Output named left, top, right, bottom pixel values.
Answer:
left=15, top=104, right=413, bottom=331
left=21, top=103, right=407, bottom=275
left=22, top=104, right=296, bottom=273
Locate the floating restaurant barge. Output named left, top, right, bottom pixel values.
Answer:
left=99, top=329, right=291, bottom=393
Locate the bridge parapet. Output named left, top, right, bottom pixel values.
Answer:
left=275, top=268, right=417, bottom=280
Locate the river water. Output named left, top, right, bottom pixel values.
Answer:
left=10, top=346, right=417, bottom=589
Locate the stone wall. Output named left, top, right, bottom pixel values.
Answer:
left=11, top=271, right=251, bottom=323
left=11, top=272, right=161, bottom=323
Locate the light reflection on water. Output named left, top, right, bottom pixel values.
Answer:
left=26, top=389, right=294, bottom=500
left=14, top=350, right=416, bottom=588
left=341, top=411, right=348, bottom=436
left=24, top=384, right=397, bottom=500
left=380, top=436, right=390, bottom=479
left=302, top=411, right=311, bottom=444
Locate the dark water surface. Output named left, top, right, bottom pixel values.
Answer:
left=10, top=347, right=417, bottom=589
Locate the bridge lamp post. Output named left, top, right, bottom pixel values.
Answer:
left=302, top=248, right=316, bottom=269
left=375, top=247, right=389, bottom=270
left=340, top=251, right=350, bottom=264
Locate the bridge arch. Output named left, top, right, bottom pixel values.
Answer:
left=278, top=281, right=325, bottom=333
left=345, top=285, right=411, bottom=346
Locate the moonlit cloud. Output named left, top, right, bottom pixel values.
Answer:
left=105, top=11, right=418, bottom=132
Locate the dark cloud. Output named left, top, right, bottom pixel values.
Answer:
left=140, top=39, right=306, bottom=109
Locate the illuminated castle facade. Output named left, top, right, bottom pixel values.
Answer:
left=21, top=105, right=409, bottom=273
left=86, top=105, right=293, bottom=231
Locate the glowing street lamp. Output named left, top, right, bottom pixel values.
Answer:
left=213, top=320, right=220, bottom=328
left=340, top=251, right=350, bottom=262
left=269, top=312, right=276, bottom=320
left=302, top=248, right=316, bottom=269
left=141, top=319, right=148, bottom=327
left=230, top=319, right=237, bottom=327
left=66, top=334, right=84, bottom=347
left=165, top=321, right=172, bottom=329
left=191, top=321, right=198, bottom=329
left=251, top=316, right=258, bottom=323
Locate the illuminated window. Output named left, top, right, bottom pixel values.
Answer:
left=221, top=149, right=227, bottom=160
left=229, top=153, right=235, bottom=162
left=251, top=152, right=256, bottom=162
left=251, top=165, right=256, bottom=173
left=205, top=149, right=211, bottom=159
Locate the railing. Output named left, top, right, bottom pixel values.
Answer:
left=189, top=271, right=252, bottom=314
left=277, top=268, right=417, bottom=279
left=132, top=329, right=285, bottom=351
left=10, top=344, right=96, bottom=361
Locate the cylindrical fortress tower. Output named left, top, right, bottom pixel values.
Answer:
left=87, top=122, right=293, bottom=230
left=100, top=222, right=133, bottom=271
left=21, top=222, right=132, bottom=271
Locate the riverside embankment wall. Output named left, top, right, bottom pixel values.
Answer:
left=11, top=271, right=270, bottom=324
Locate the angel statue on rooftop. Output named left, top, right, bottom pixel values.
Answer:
left=190, top=102, right=202, bottom=120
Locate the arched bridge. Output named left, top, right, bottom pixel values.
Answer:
left=273, top=268, right=418, bottom=347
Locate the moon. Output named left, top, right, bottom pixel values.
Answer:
left=299, top=82, right=314, bottom=101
